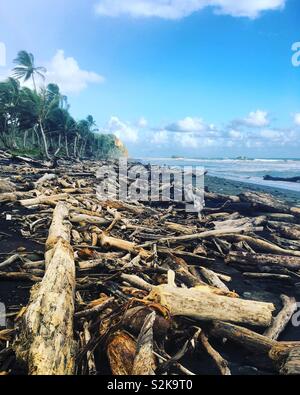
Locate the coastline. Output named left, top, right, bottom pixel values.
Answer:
left=206, top=175, right=300, bottom=206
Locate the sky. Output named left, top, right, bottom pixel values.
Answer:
left=0, top=0, right=300, bottom=158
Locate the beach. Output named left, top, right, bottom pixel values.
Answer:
left=206, top=175, right=300, bottom=207
left=1, top=155, right=300, bottom=375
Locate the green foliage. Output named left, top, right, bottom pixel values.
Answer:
left=0, top=50, right=127, bottom=160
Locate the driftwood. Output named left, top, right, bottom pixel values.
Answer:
left=99, top=232, right=151, bottom=259
left=147, top=274, right=275, bottom=327
left=239, top=191, right=288, bottom=213
left=15, top=202, right=76, bottom=375
left=199, top=331, right=231, bottom=375
left=1, top=157, right=300, bottom=376
left=199, top=267, right=230, bottom=292
left=223, top=235, right=300, bottom=257
left=280, top=347, right=300, bottom=375
left=0, top=254, right=21, bottom=269
left=107, top=332, right=136, bottom=375
left=226, top=251, right=300, bottom=270
left=210, top=321, right=277, bottom=354
left=19, top=193, right=68, bottom=207
left=132, top=311, right=156, bottom=375
left=75, top=297, right=114, bottom=319
left=263, top=295, right=298, bottom=340
left=0, top=178, right=16, bottom=193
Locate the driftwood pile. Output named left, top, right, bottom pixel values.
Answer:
left=0, top=153, right=300, bottom=375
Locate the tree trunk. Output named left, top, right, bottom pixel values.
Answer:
left=73, top=135, right=78, bottom=157
left=225, top=251, right=300, bottom=270
left=38, top=120, right=51, bottom=160
left=14, top=202, right=76, bottom=375
left=65, top=133, right=69, bottom=158
left=23, top=130, right=28, bottom=148
left=147, top=281, right=275, bottom=327
left=54, top=133, right=62, bottom=156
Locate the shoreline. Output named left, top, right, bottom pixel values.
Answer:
left=206, top=175, right=300, bottom=206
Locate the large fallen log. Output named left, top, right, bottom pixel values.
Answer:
left=147, top=274, right=275, bottom=327
left=0, top=178, right=16, bottom=193
left=225, top=251, right=300, bottom=270
left=223, top=235, right=300, bottom=257
left=239, top=191, right=288, bottom=213
left=280, top=347, right=300, bottom=375
left=0, top=191, right=34, bottom=203
left=14, top=202, right=76, bottom=375
left=269, top=222, right=300, bottom=241
left=19, top=193, right=68, bottom=207
left=210, top=321, right=277, bottom=354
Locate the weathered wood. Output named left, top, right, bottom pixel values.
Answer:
left=280, top=347, right=300, bottom=375
left=20, top=193, right=68, bottom=207
left=199, top=331, right=231, bottom=375
left=199, top=267, right=230, bottom=292
left=69, top=213, right=109, bottom=225
left=269, top=222, right=300, bottom=240
left=14, top=202, right=76, bottom=375
left=99, top=231, right=151, bottom=259
left=154, top=226, right=264, bottom=245
left=210, top=321, right=277, bottom=354
left=225, top=251, right=300, bottom=270
left=121, top=274, right=153, bottom=292
left=0, top=254, right=21, bottom=269
left=75, top=297, right=114, bottom=319
left=239, top=191, right=288, bottom=213
left=148, top=280, right=275, bottom=327
left=223, top=236, right=300, bottom=257
left=107, top=331, right=136, bottom=375
left=264, top=295, right=298, bottom=340
left=132, top=312, right=156, bottom=375
left=0, top=178, right=16, bottom=193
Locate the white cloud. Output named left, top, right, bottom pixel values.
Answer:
left=165, top=116, right=216, bottom=133
left=137, top=117, right=148, bottom=128
left=260, top=129, right=282, bottom=141
left=105, top=116, right=139, bottom=143
left=95, top=0, right=286, bottom=19
left=229, top=130, right=242, bottom=139
left=294, top=113, right=300, bottom=126
left=232, top=110, right=270, bottom=128
left=45, top=50, right=104, bottom=94
left=151, top=130, right=169, bottom=144
left=175, top=132, right=199, bottom=148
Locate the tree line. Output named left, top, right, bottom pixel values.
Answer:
left=0, top=50, right=127, bottom=160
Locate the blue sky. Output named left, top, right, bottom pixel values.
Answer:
left=0, top=0, right=300, bottom=158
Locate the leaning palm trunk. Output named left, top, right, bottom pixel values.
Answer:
left=38, top=121, right=51, bottom=160
left=73, top=135, right=78, bottom=157
left=54, top=133, right=62, bottom=156
left=23, top=130, right=28, bottom=148
left=65, top=134, right=69, bottom=157
left=80, top=139, right=88, bottom=158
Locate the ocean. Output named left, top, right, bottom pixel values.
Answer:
left=137, top=157, right=300, bottom=193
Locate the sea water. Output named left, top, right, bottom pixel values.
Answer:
left=137, top=157, right=300, bottom=193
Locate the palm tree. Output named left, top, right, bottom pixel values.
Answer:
left=20, top=87, right=59, bottom=159
left=0, top=78, right=21, bottom=148
left=13, top=51, right=46, bottom=92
